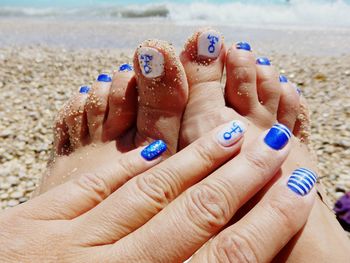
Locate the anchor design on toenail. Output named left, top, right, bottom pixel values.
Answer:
left=223, top=122, right=244, bottom=140
left=207, top=34, right=219, bottom=54
left=140, top=54, right=153, bottom=74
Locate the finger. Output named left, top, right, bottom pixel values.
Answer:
left=74, top=120, right=247, bottom=245
left=109, top=124, right=292, bottom=262
left=21, top=142, right=167, bottom=220
left=191, top=168, right=317, bottom=263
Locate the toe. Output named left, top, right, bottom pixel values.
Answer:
left=255, top=57, right=282, bottom=115
left=277, top=76, right=300, bottom=131
left=225, top=42, right=260, bottom=115
left=85, top=73, right=112, bottom=142
left=64, top=86, right=90, bottom=150
left=180, top=29, right=233, bottom=147
left=53, top=107, right=70, bottom=156
left=133, top=40, right=188, bottom=155
left=103, top=64, right=138, bottom=141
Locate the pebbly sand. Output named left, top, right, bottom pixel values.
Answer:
left=0, top=18, right=349, bottom=214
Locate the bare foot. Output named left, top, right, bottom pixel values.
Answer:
left=179, top=28, right=349, bottom=262
left=37, top=40, right=188, bottom=194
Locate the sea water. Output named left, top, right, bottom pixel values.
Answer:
left=0, top=0, right=350, bottom=28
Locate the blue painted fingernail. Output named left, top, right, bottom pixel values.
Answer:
left=264, top=123, right=291, bottom=150
left=79, top=85, right=90, bottom=94
left=236, top=42, right=251, bottom=51
left=97, top=73, right=112, bottom=82
left=279, top=75, right=288, bottom=83
left=141, top=140, right=167, bottom=161
left=119, top=63, right=133, bottom=72
left=256, top=57, right=271, bottom=66
left=287, top=168, right=318, bottom=196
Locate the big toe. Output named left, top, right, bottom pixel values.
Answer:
left=133, top=40, right=188, bottom=155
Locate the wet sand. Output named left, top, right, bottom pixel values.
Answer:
left=0, top=18, right=349, bottom=210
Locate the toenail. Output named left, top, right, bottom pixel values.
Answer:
left=279, top=75, right=288, bottom=83
left=141, top=140, right=167, bottom=161
left=217, top=120, right=246, bottom=147
left=287, top=168, right=317, bottom=196
left=256, top=57, right=271, bottom=66
left=79, top=86, right=90, bottom=94
left=264, top=123, right=291, bottom=150
left=236, top=42, right=251, bottom=51
left=295, top=86, right=302, bottom=95
left=138, top=47, right=164, bottom=78
left=97, top=73, right=112, bottom=82
left=198, top=30, right=222, bottom=59
left=119, top=63, right=133, bottom=72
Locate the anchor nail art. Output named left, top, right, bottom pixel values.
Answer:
left=279, top=75, right=288, bottom=83
left=141, top=140, right=167, bottom=161
left=287, top=168, right=318, bottom=196
left=198, top=30, right=222, bottom=59
left=236, top=42, right=251, bottom=51
left=217, top=120, right=246, bottom=147
left=119, top=63, right=133, bottom=72
left=264, top=123, right=291, bottom=150
left=256, top=57, right=271, bottom=66
left=79, top=85, right=90, bottom=94
left=97, top=73, right=112, bottom=82
left=138, top=47, right=164, bottom=78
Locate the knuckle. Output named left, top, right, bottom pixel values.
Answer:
left=193, top=141, right=218, bottom=171
left=115, top=155, right=138, bottom=183
left=135, top=170, right=177, bottom=211
left=86, top=94, right=107, bottom=115
left=75, top=172, right=110, bottom=202
left=269, top=196, right=299, bottom=233
left=185, top=182, right=232, bottom=231
left=210, top=231, right=259, bottom=263
left=244, top=150, right=272, bottom=176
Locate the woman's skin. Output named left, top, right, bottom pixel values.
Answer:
left=0, top=122, right=317, bottom=262
left=34, top=28, right=349, bottom=262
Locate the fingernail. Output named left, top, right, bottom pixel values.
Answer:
left=279, top=75, right=288, bottom=83
left=141, top=140, right=167, bottom=161
left=97, top=73, right=112, bottom=82
left=79, top=85, right=90, bottom=94
left=264, top=123, right=291, bottom=150
left=217, top=120, right=246, bottom=147
left=138, top=47, right=164, bottom=78
left=236, top=42, right=251, bottom=51
left=119, top=63, right=133, bottom=72
left=198, top=30, right=222, bottom=59
left=256, top=57, right=271, bottom=66
left=287, top=168, right=318, bottom=196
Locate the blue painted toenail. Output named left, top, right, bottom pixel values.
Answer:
left=296, top=87, right=302, bottom=95
left=97, top=73, right=112, bottom=82
left=236, top=42, right=251, bottom=51
left=287, top=168, right=317, bottom=196
left=279, top=75, right=288, bottom=83
left=141, top=140, right=167, bottom=161
left=256, top=57, right=271, bottom=66
left=119, top=63, right=133, bottom=72
left=264, top=123, right=291, bottom=150
left=79, top=86, right=90, bottom=94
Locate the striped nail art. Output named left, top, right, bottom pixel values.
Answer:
left=287, top=168, right=318, bottom=196
left=264, top=123, right=292, bottom=150
left=141, top=140, right=167, bottom=161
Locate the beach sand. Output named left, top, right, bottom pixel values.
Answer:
left=0, top=18, right=349, bottom=212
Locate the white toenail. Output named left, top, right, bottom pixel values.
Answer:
left=217, top=120, right=246, bottom=147
left=138, top=47, right=164, bottom=78
left=197, top=30, right=222, bottom=59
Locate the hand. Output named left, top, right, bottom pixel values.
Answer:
left=0, top=121, right=317, bottom=262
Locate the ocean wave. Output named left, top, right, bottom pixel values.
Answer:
left=1, top=0, right=350, bottom=28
